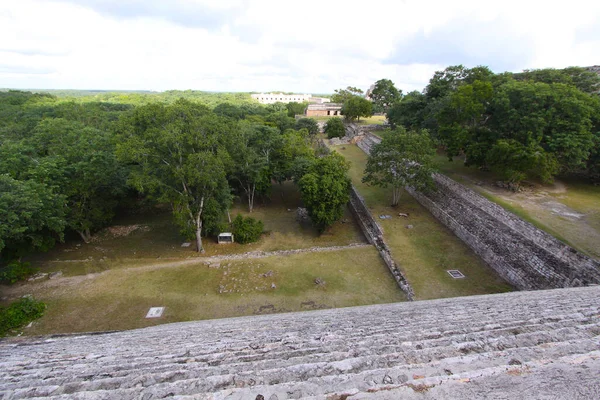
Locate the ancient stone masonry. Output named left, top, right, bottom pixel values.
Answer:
left=2, top=286, right=600, bottom=399
left=349, top=187, right=415, bottom=300
left=357, top=132, right=600, bottom=291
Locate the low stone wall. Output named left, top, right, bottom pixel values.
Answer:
left=349, top=187, right=415, bottom=300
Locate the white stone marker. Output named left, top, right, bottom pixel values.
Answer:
left=146, top=307, right=165, bottom=318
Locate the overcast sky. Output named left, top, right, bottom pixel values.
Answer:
left=1, top=0, right=600, bottom=94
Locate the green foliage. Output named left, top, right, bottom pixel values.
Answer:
left=363, top=128, right=436, bottom=206
left=116, top=99, right=233, bottom=252
left=325, top=117, right=346, bottom=138
left=514, top=67, right=600, bottom=94
left=298, top=153, right=351, bottom=232
left=231, top=214, right=264, bottom=244
left=0, top=261, right=38, bottom=284
left=331, top=86, right=364, bottom=104
left=295, top=118, right=318, bottom=135
left=286, top=102, right=308, bottom=117
left=0, top=297, right=46, bottom=336
left=387, top=91, right=427, bottom=130
left=369, top=79, right=402, bottom=113
left=342, top=96, right=373, bottom=122
left=0, top=175, right=66, bottom=260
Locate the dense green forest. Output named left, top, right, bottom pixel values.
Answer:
left=0, top=90, right=349, bottom=269
left=384, top=66, right=600, bottom=183
left=2, top=65, right=599, bottom=268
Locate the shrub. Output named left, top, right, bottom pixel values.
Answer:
left=231, top=214, right=264, bottom=244
left=0, top=261, right=37, bottom=284
left=0, top=297, right=46, bottom=336
left=325, top=118, right=346, bottom=139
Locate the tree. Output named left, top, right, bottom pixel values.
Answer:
left=295, top=117, right=319, bottom=135
left=370, top=79, right=402, bottom=113
left=324, top=117, right=346, bottom=139
left=229, top=123, right=280, bottom=212
left=387, top=91, right=427, bottom=130
left=331, top=86, right=364, bottom=104
left=286, top=102, right=308, bottom=117
left=29, top=119, right=127, bottom=243
left=0, top=175, right=66, bottom=262
left=117, top=100, right=233, bottom=252
left=363, top=128, right=436, bottom=206
left=342, top=96, right=373, bottom=121
left=298, top=153, right=351, bottom=232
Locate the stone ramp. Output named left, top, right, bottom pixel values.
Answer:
left=1, top=286, right=599, bottom=399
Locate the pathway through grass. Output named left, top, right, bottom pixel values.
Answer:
left=3, top=247, right=404, bottom=335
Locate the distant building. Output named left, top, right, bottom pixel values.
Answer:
left=305, top=103, right=342, bottom=117
left=251, top=93, right=312, bottom=104
left=309, top=97, right=331, bottom=104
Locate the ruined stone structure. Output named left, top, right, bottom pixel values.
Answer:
left=251, top=93, right=312, bottom=104
left=348, top=186, right=414, bottom=300
left=357, top=132, right=600, bottom=290
left=2, top=286, right=599, bottom=398
left=305, top=103, right=342, bottom=117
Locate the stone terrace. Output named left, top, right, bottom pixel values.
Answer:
left=1, top=286, right=599, bottom=399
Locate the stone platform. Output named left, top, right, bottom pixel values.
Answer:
left=1, top=286, right=599, bottom=399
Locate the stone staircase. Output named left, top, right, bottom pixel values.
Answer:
left=1, top=286, right=599, bottom=399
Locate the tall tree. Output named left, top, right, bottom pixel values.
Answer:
left=369, top=79, right=402, bottom=113
left=117, top=100, right=233, bottom=252
left=363, top=128, right=436, bottom=206
left=331, top=86, right=364, bottom=104
left=342, top=96, right=373, bottom=121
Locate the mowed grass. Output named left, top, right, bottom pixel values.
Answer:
left=25, top=181, right=366, bottom=276
left=3, top=247, right=404, bottom=335
left=434, top=154, right=600, bottom=259
left=334, top=144, right=513, bottom=300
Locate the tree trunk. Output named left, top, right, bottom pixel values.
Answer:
left=78, top=228, right=92, bottom=243
left=195, top=207, right=204, bottom=253
left=391, top=186, right=401, bottom=207
left=248, top=184, right=255, bottom=213
left=227, top=210, right=232, bottom=223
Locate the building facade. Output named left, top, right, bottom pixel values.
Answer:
left=305, top=103, right=342, bottom=117
left=251, top=93, right=312, bottom=104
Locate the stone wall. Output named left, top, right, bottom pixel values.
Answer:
left=358, top=132, right=600, bottom=291
left=349, top=187, right=415, bottom=300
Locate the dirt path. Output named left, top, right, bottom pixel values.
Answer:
left=3, top=243, right=373, bottom=295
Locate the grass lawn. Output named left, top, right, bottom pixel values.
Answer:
left=434, top=154, right=600, bottom=259
left=334, top=144, right=513, bottom=300
left=25, top=181, right=366, bottom=277
left=3, top=247, right=404, bottom=335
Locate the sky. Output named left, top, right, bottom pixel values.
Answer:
left=1, top=0, right=600, bottom=94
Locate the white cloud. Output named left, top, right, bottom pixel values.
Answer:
left=1, top=0, right=599, bottom=93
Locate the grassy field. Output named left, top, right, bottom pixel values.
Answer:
left=25, top=181, right=366, bottom=277
left=334, top=145, right=513, bottom=300
left=3, top=247, right=405, bottom=335
left=434, top=154, right=600, bottom=259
